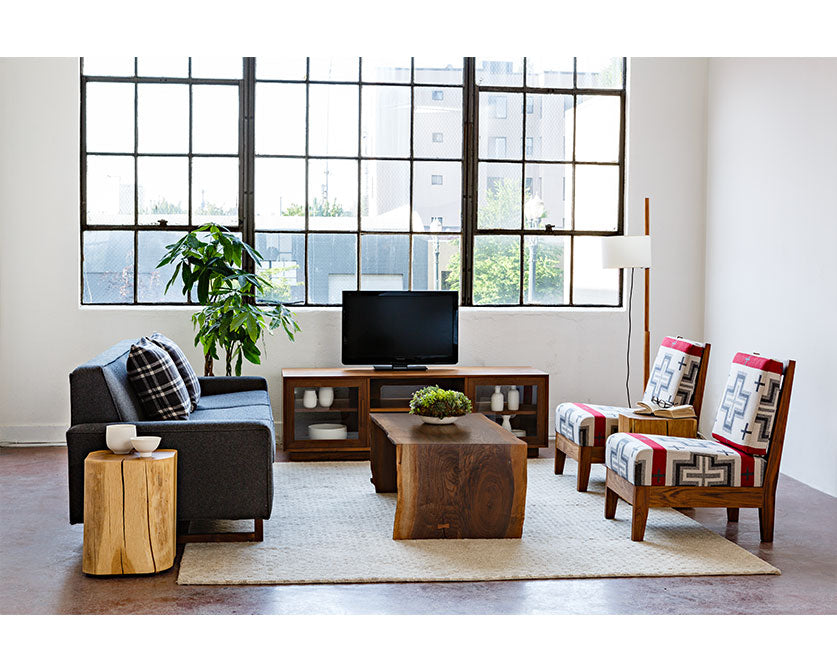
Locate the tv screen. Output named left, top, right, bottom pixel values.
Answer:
left=341, top=291, right=458, bottom=367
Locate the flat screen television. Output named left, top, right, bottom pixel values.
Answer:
left=342, top=290, right=458, bottom=369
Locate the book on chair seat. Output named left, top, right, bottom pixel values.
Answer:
left=632, top=402, right=696, bottom=419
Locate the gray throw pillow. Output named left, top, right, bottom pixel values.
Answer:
left=150, top=332, right=201, bottom=411
left=127, top=338, right=191, bottom=420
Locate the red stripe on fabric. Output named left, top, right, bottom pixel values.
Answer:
left=661, top=337, right=704, bottom=357
left=711, top=432, right=767, bottom=456
left=733, top=352, right=783, bottom=374
left=574, top=403, right=607, bottom=444
left=730, top=446, right=756, bottom=486
left=628, top=433, right=668, bottom=486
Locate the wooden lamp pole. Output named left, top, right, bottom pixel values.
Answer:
left=643, top=197, right=651, bottom=389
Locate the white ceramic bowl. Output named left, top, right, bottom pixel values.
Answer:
left=130, top=436, right=162, bottom=457
left=308, top=423, right=348, bottom=440
left=511, top=429, right=527, bottom=438
left=106, top=424, right=137, bottom=454
left=418, top=415, right=459, bottom=425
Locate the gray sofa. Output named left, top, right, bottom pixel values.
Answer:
left=66, top=340, right=275, bottom=538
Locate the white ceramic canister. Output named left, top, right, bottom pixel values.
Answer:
left=303, top=389, right=318, bottom=408
left=318, top=386, right=334, bottom=408
left=490, top=385, right=504, bottom=412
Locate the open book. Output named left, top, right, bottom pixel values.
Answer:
left=632, top=401, right=696, bottom=419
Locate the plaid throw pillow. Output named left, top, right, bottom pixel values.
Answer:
left=150, top=332, right=201, bottom=411
left=127, top=338, right=191, bottom=420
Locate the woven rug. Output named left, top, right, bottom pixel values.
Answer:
left=177, top=459, right=779, bottom=585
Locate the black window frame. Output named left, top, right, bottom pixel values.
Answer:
left=80, top=57, right=626, bottom=308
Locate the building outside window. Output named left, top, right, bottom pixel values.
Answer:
left=81, top=57, right=625, bottom=307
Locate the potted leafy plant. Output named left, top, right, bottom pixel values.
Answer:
left=158, top=223, right=300, bottom=376
left=409, top=385, right=473, bottom=425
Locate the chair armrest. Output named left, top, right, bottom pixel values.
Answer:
left=198, top=376, right=268, bottom=395
left=66, top=419, right=275, bottom=524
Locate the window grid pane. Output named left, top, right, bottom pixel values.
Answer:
left=81, top=57, right=623, bottom=307
left=473, top=56, right=625, bottom=306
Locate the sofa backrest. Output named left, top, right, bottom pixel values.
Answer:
left=69, top=339, right=145, bottom=425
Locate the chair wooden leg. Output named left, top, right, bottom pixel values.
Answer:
left=726, top=507, right=739, bottom=522
left=604, top=487, right=618, bottom=519
left=554, top=445, right=567, bottom=475
left=759, top=496, right=775, bottom=543
left=576, top=447, right=592, bottom=492
left=630, top=487, right=649, bottom=541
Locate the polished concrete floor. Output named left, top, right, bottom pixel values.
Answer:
left=1, top=444, right=835, bottom=615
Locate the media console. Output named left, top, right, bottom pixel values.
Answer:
left=281, top=366, right=549, bottom=460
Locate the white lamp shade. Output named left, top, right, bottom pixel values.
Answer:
left=601, top=235, right=652, bottom=269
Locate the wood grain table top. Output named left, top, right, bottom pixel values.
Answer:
left=370, top=412, right=526, bottom=447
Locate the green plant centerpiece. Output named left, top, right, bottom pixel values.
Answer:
left=409, top=386, right=473, bottom=425
left=158, top=223, right=300, bottom=376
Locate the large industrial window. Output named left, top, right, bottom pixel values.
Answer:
left=80, top=57, right=625, bottom=306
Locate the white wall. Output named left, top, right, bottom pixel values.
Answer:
left=703, top=58, right=837, bottom=496
left=0, top=58, right=708, bottom=452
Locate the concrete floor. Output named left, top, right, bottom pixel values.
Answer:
left=1, top=444, right=835, bottom=615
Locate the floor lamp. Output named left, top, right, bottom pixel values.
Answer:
left=601, top=198, right=653, bottom=406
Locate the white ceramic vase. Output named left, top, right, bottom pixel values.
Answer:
left=106, top=424, right=136, bottom=454
left=303, top=389, right=318, bottom=408
left=507, top=387, right=520, bottom=411
left=490, top=385, right=504, bottom=412
left=501, top=415, right=513, bottom=431
left=318, top=387, right=334, bottom=408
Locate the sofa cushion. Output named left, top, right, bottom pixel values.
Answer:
left=189, top=403, right=274, bottom=428
left=711, top=353, right=784, bottom=456
left=126, top=338, right=191, bottom=420
left=641, top=336, right=706, bottom=406
left=196, top=390, right=272, bottom=410
left=556, top=403, right=626, bottom=446
left=606, top=433, right=766, bottom=487
left=150, top=332, right=201, bottom=411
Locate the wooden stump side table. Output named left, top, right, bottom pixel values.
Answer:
left=83, top=450, right=177, bottom=575
left=617, top=412, right=698, bottom=438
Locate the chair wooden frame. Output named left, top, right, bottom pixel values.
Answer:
left=555, top=343, right=711, bottom=491
left=604, top=359, right=796, bottom=542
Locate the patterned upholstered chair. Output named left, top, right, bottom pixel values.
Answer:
left=554, top=337, right=711, bottom=491
left=604, top=353, right=796, bottom=542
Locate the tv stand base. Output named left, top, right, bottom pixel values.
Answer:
left=373, top=364, right=428, bottom=371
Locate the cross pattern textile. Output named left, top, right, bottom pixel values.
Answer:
left=556, top=403, right=624, bottom=447
left=605, top=433, right=766, bottom=487
left=150, top=332, right=201, bottom=411
left=126, top=337, right=191, bottom=420
left=641, top=336, right=706, bottom=406
left=711, top=352, right=784, bottom=456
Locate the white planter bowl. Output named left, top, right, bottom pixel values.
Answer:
left=308, top=423, right=348, bottom=440
left=130, top=436, right=161, bottom=458
left=417, top=415, right=459, bottom=425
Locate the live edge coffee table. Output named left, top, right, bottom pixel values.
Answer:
left=369, top=413, right=528, bottom=540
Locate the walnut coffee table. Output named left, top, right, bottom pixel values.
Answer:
left=369, top=413, right=528, bottom=540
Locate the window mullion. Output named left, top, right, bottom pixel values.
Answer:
left=461, top=57, right=477, bottom=306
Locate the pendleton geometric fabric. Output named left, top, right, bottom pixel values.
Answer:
left=126, top=337, right=191, bottom=421
left=556, top=403, right=626, bottom=446
left=641, top=336, right=706, bottom=406
left=150, top=332, right=201, bottom=411
left=711, top=352, right=784, bottom=457
left=605, top=432, right=766, bottom=487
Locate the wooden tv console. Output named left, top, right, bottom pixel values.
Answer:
left=281, top=366, right=549, bottom=461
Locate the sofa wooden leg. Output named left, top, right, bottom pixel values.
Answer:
left=604, top=487, right=618, bottom=519
left=726, top=507, right=739, bottom=523
left=177, top=518, right=264, bottom=543
left=576, top=447, right=592, bottom=492
left=554, top=446, right=567, bottom=475
left=630, top=488, right=649, bottom=541
left=759, top=498, right=775, bottom=543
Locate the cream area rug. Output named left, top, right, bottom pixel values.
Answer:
left=177, top=459, right=779, bottom=585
